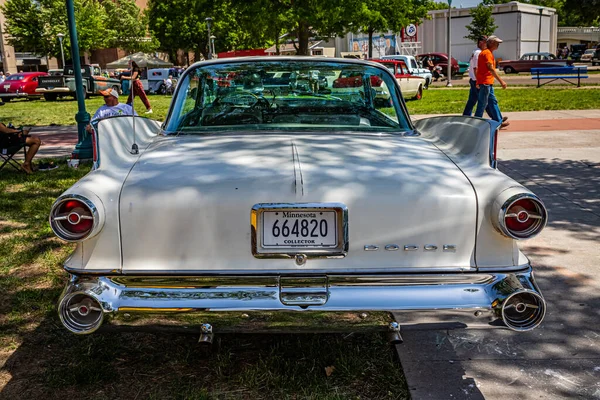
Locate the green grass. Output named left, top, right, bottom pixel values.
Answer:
left=0, top=164, right=409, bottom=400
left=1, top=95, right=173, bottom=126
left=406, top=87, right=600, bottom=115
left=2, top=85, right=600, bottom=127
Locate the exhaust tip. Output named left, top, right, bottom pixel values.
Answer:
left=501, top=291, right=546, bottom=332
left=59, top=293, right=104, bottom=334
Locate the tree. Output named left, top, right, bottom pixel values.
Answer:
left=2, top=0, right=152, bottom=61
left=104, top=0, right=158, bottom=53
left=148, top=0, right=278, bottom=61
left=1, top=0, right=52, bottom=55
left=352, top=0, right=431, bottom=58
left=464, top=3, right=498, bottom=43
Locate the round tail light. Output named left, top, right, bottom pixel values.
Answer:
left=50, top=195, right=98, bottom=241
left=499, top=194, right=547, bottom=239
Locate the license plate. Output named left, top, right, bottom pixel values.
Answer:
left=262, top=210, right=337, bottom=248
left=3, top=85, right=9, bottom=89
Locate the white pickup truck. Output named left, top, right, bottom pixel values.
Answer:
left=382, top=55, right=432, bottom=88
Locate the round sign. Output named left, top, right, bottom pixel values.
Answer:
left=405, top=24, right=417, bottom=37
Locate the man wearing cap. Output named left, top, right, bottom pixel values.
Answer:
left=86, top=88, right=137, bottom=132
left=475, top=35, right=509, bottom=128
left=463, top=35, right=487, bottom=116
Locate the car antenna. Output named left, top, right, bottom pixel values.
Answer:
left=130, top=60, right=139, bottom=155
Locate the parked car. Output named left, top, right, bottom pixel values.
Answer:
left=498, top=52, right=572, bottom=74
left=569, top=44, right=588, bottom=62
left=592, top=49, right=600, bottom=66
left=580, top=49, right=594, bottom=63
left=416, top=52, right=462, bottom=77
left=381, top=55, right=433, bottom=88
left=36, top=64, right=120, bottom=101
left=370, top=59, right=425, bottom=100
left=50, top=57, right=547, bottom=339
left=48, top=69, right=64, bottom=76
left=0, top=72, right=48, bottom=101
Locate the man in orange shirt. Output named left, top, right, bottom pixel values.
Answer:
left=475, top=36, right=509, bottom=128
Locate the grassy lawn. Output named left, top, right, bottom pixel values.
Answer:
left=2, top=85, right=600, bottom=127
left=406, top=86, right=600, bottom=115
left=1, top=95, right=173, bottom=127
left=0, top=164, right=409, bottom=400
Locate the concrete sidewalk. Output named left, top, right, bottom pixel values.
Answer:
left=398, top=110, right=600, bottom=399
left=25, top=109, right=600, bottom=160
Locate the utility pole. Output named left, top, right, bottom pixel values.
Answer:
left=446, top=0, right=453, bottom=87
left=205, top=17, right=213, bottom=60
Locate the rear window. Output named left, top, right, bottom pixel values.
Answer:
left=5, top=75, right=25, bottom=81
left=165, top=60, right=411, bottom=134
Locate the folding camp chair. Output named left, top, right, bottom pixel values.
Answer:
left=0, top=134, right=27, bottom=173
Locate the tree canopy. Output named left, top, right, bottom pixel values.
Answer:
left=464, top=3, right=498, bottom=43
left=1, top=0, right=153, bottom=61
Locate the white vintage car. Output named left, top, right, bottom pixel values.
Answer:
left=51, top=57, right=547, bottom=341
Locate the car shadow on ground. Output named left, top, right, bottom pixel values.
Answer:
left=0, top=314, right=410, bottom=399
left=399, top=157, right=600, bottom=398
left=500, top=157, right=600, bottom=242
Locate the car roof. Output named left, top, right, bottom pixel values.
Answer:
left=10, top=72, right=46, bottom=77
left=186, top=56, right=390, bottom=70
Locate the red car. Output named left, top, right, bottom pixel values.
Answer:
left=498, top=53, right=572, bottom=74
left=416, top=52, right=460, bottom=76
left=0, top=72, right=48, bottom=101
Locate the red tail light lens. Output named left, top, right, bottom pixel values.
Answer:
left=499, top=195, right=547, bottom=239
left=50, top=196, right=97, bottom=241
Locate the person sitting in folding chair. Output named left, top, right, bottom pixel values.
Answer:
left=0, top=122, right=41, bottom=174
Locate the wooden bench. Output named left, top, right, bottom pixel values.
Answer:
left=531, top=66, right=588, bottom=88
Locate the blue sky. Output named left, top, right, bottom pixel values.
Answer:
left=435, top=0, right=482, bottom=7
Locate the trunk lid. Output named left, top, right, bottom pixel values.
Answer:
left=119, top=133, right=477, bottom=273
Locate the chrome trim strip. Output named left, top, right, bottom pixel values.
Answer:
left=57, top=266, right=544, bottom=333
left=64, top=265, right=492, bottom=275
left=250, top=203, right=349, bottom=259
left=488, top=121, right=500, bottom=169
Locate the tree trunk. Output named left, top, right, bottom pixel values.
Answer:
left=297, top=22, right=310, bottom=56
left=368, top=28, right=374, bottom=59
left=275, top=28, right=280, bottom=55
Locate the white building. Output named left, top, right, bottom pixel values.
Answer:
left=419, top=1, right=558, bottom=62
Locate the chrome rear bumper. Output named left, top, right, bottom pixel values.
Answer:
left=58, top=266, right=545, bottom=335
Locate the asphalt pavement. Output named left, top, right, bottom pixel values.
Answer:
left=400, top=110, right=600, bottom=399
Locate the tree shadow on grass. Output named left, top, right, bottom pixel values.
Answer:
left=1, top=312, right=409, bottom=400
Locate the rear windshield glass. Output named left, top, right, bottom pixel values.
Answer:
left=164, top=60, right=411, bottom=134
left=5, top=75, right=25, bottom=81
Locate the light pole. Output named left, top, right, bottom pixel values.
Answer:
left=57, top=33, right=65, bottom=68
left=205, top=17, right=213, bottom=60
left=65, top=0, right=91, bottom=159
left=537, top=7, right=543, bottom=53
left=446, top=0, right=453, bottom=87
left=210, top=35, right=216, bottom=58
